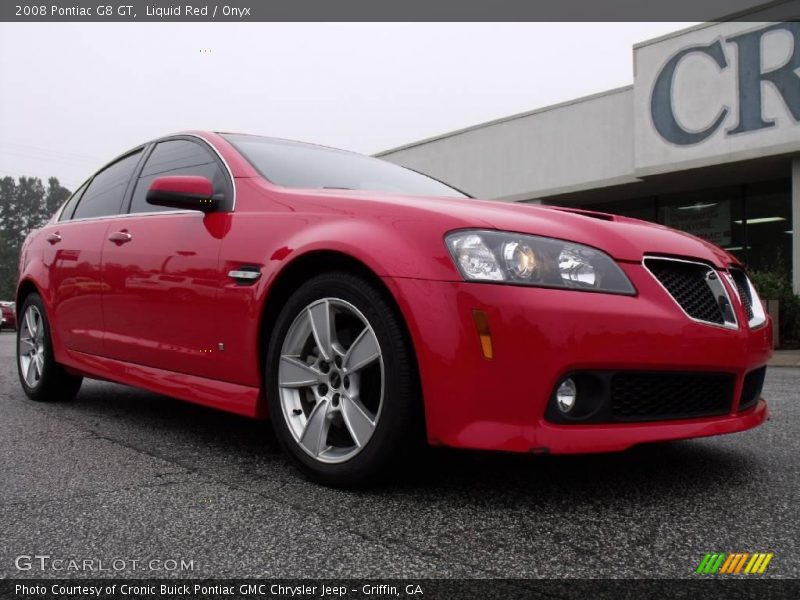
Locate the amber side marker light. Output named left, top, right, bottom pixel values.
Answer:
left=472, top=309, right=494, bottom=359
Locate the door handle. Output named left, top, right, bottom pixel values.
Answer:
left=108, top=231, right=132, bottom=245
left=45, top=233, right=62, bottom=245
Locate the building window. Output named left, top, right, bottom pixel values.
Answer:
left=657, top=186, right=742, bottom=256
left=741, top=180, right=792, bottom=272
left=546, top=178, right=791, bottom=273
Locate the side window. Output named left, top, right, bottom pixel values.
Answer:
left=72, top=151, right=142, bottom=220
left=129, top=140, right=227, bottom=213
left=57, top=180, right=89, bottom=222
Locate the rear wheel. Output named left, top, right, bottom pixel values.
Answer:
left=17, top=293, right=82, bottom=402
left=266, top=272, right=420, bottom=487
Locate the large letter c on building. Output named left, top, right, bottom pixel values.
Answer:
left=651, top=41, right=729, bottom=145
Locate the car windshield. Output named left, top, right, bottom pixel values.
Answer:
left=222, top=133, right=468, bottom=198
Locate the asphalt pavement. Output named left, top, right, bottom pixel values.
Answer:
left=0, top=330, right=798, bottom=579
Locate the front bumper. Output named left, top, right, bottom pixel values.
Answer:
left=385, top=262, right=772, bottom=454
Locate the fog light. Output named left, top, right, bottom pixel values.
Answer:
left=556, top=378, right=577, bottom=413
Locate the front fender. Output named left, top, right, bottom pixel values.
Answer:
left=215, top=211, right=462, bottom=390
left=272, top=218, right=462, bottom=282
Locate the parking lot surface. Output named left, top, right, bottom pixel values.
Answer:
left=1, top=331, right=798, bottom=578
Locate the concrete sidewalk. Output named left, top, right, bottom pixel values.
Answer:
left=770, top=350, right=800, bottom=368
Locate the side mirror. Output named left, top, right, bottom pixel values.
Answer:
left=146, top=176, right=222, bottom=212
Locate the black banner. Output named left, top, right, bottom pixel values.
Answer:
left=1, top=0, right=800, bottom=22
left=3, top=579, right=800, bottom=600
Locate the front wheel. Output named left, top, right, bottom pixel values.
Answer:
left=17, top=293, right=83, bottom=402
left=266, top=272, right=421, bottom=487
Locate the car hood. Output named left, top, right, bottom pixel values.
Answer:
left=290, top=189, right=736, bottom=269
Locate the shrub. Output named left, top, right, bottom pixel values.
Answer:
left=749, top=268, right=800, bottom=348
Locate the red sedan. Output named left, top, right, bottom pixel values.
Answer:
left=0, top=302, right=16, bottom=331
left=15, top=132, right=772, bottom=486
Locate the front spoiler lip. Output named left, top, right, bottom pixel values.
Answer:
left=533, top=399, right=768, bottom=455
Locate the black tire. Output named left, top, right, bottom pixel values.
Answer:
left=16, top=293, right=83, bottom=402
left=266, top=271, right=421, bottom=487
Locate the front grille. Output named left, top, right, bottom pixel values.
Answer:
left=610, top=372, right=733, bottom=421
left=739, top=367, right=766, bottom=411
left=729, top=268, right=755, bottom=321
left=645, top=258, right=725, bottom=324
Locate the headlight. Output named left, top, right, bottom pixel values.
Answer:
left=445, top=229, right=635, bottom=295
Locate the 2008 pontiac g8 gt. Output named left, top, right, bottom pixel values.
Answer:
left=16, top=131, right=772, bottom=486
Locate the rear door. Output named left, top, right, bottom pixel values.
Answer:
left=100, top=137, right=233, bottom=378
left=43, top=150, right=143, bottom=355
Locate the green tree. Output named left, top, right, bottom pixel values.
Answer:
left=45, top=177, right=71, bottom=217
left=0, top=176, right=71, bottom=300
left=0, top=177, right=20, bottom=300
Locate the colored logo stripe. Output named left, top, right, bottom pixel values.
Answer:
left=720, top=553, right=747, bottom=574
left=696, top=553, right=726, bottom=574
left=719, top=553, right=736, bottom=573
left=698, top=552, right=773, bottom=574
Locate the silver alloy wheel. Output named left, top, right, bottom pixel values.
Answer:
left=18, top=305, right=45, bottom=388
left=278, top=298, right=384, bottom=464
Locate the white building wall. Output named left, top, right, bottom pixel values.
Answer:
left=379, top=20, right=800, bottom=201
left=377, top=87, right=638, bottom=201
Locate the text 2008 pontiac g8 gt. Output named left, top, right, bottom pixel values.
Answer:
left=16, top=132, right=772, bottom=486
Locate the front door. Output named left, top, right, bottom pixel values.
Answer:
left=100, top=138, right=233, bottom=378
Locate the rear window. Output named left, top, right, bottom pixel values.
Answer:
left=72, top=151, right=142, bottom=220
left=58, top=180, right=89, bottom=221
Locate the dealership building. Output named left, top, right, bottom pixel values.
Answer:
left=378, top=19, right=800, bottom=293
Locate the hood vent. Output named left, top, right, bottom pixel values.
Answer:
left=548, top=207, right=615, bottom=221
